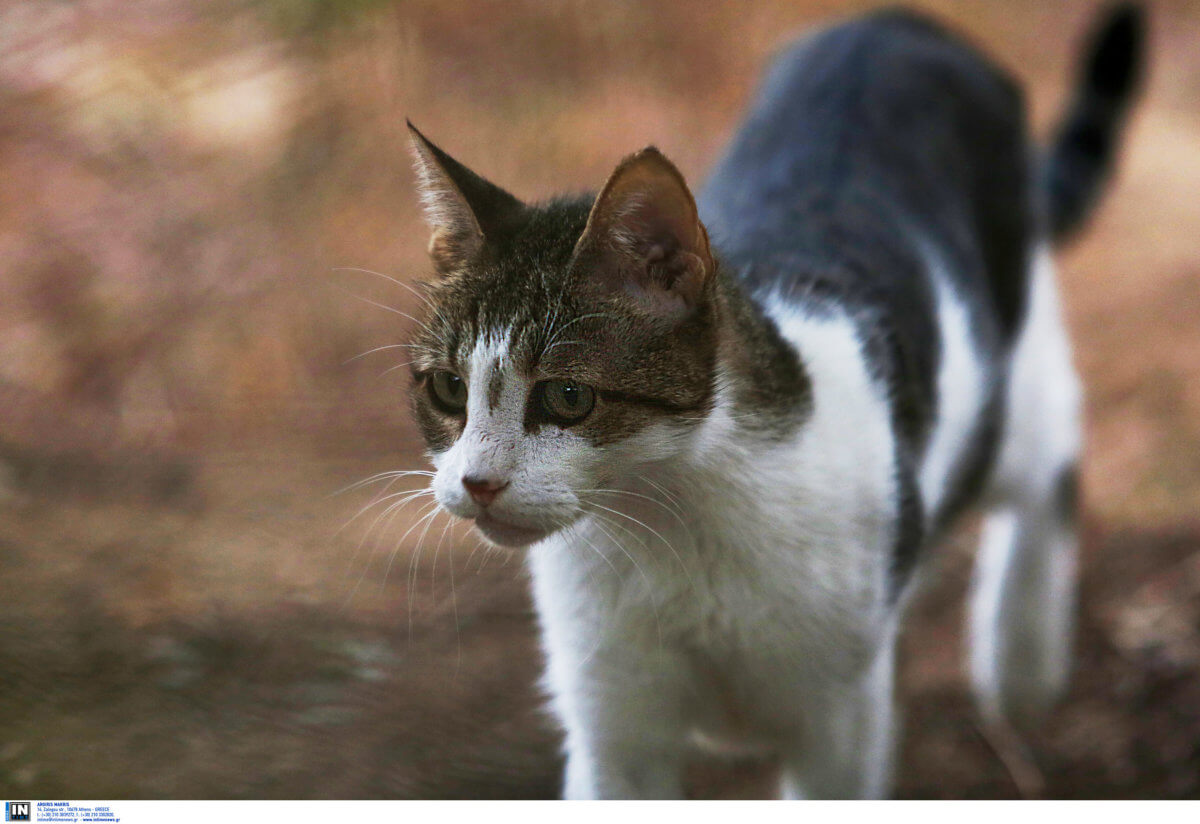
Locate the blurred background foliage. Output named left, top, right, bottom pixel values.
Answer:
left=1, top=0, right=1199, bottom=799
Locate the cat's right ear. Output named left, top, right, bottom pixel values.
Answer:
left=407, top=122, right=526, bottom=273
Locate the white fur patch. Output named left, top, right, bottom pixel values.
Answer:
left=987, top=244, right=1082, bottom=502
left=431, top=330, right=587, bottom=537
left=919, top=270, right=987, bottom=519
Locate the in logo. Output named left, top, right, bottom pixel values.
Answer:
left=4, top=803, right=30, bottom=822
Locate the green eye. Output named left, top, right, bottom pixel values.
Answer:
left=540, top=380, right=595, bottom=424
left=429, top=371, right=467, bottom=412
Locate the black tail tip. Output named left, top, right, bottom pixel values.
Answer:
left=1085, top=2, right=1146, bottom=101
left=1044, top=3, right=1148, bottom=243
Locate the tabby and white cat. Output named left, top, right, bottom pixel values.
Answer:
left=401, top=5, right=1144, bottom=798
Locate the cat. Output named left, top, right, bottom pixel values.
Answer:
left=401, top=3, right=1144, bottom=799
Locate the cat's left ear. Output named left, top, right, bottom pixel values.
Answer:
left=570, top=147, right=714, bottom=323
left=407, top=121, right=526, bottom=273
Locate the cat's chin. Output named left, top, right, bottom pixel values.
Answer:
left=473, top=512, right=553, bottom=548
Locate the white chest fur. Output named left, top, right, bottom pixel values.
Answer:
left=527, top=304, right=900, bottom=789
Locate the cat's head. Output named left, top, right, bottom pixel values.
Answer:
left=404, top=123, right=720, bottom=547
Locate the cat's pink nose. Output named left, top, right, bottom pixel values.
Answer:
left=462, top=475, right=508, bottom=507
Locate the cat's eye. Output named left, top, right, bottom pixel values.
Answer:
left=429, top=371, right=467, bottom=413
left=539, top=380, right=595, bottom=424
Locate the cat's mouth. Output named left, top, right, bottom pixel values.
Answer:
left=473, top=512, right=553, bottom=548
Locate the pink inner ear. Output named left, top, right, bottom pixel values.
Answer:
left=575, top=149, right=713, bottom=321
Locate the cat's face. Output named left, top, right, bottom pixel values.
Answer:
left=405, top=125, right=717, bottom=546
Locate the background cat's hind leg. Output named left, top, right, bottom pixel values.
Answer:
left=969, top=482, right=1079, bottom=729
left=969, top=244, right=1082, bottom=731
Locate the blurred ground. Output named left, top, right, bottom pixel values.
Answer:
left=1, top=0, right=1199, bottom=799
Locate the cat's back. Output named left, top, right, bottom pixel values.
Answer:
left=700, top=8, right=1032, bottom=341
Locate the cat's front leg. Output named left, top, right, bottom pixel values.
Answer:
left=553, top=658, right=690, bottom=799
left=778, top=638, right=897, bottom=799
left=563, top=729, right=685, bottom=799
left=531, top=533, right=691, bottom=798
left=544, top=639, right=690, bottom=798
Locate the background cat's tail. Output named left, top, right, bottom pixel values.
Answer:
left=1042, top=3, right=1146, bottom=242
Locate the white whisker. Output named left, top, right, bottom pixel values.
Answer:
left=582, top=499, right=697, bottom=595
left=329, top=470, right=434, bottom=498
left=337, top=287, right=436, bottom=335
left=332, top=266, right=438, bottom=312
